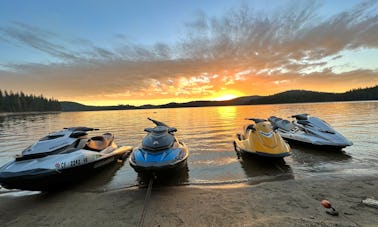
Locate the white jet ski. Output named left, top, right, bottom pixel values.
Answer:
left=0, top=127, right=132, bottom=191
left=268, top=114, right=353, bottom=149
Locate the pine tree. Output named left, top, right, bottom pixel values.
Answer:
left=0, top=90, right=61, bottom=112
left=0, top=90, right=3, bottom=112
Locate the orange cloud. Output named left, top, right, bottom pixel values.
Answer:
left=0, top=1, right=377, bottom=106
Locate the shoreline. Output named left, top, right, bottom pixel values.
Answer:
left=1, top=174, right=377, bottom=226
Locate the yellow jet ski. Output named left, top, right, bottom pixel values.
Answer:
left=233, top=118, right=291, bottom=158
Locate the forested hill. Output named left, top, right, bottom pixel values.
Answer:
left=60, top=101, right=135, bottom=112
left=3, top=86, right=376, bottom=113
left=60, top=85, right=378, bottom=111
left=247, top=86, right=378, bottom=105
left=0, top=90, right=61, bottom=112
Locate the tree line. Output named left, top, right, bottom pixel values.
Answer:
left=247, top=85, right=378, bottom=105
left=0, top=90, right=61, bottom=112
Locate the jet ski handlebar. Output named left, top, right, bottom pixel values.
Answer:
left=145, top=118, right=177, bottom=133
left=144, top=127, right=177, bottom=133
left=64, top=127, right=99, bottom=132
left=169, top=127, right=177, bottom=133
left=147, top=117, right=169, bottom=127
left=245, top=118, right=266, bottom=123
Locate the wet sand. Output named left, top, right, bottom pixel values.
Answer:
left=1, top=174, right=378, bottom=226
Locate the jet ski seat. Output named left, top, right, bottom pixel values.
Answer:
left=275, top=119, right=296, bottom=131
left=268, top=116, right=281, bottom=124
left=85, top=133, right=114, bottom=151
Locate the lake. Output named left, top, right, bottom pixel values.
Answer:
left=0, top=101, right=377, bottom=191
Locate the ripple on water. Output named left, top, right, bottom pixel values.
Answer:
left=0, top=102, right=377, bottom=191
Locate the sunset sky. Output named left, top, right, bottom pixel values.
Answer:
left=0, top=0, right=377, bottom=106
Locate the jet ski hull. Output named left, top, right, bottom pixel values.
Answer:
left=238, top=147, right=291, bottom=158
left=0, top=147, right=132, bottom=191
left=279, top=135, right=351, bottom=150
left=130, top=157, right=188, bottom=173
left=129, top=146, right=189, bottom=173
left=234, top=141, right=291, bottom=159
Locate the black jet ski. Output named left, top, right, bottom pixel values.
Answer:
left=0, top=127, right=132, bottom=191
left=129, top=118, right=189, bottom=173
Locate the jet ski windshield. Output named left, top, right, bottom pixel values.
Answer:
left=39, top=133, right=65, bottom=141
left=20, top=127, right=94, bottom=159
left=292, top=114, right=335, bottom=133
left=142, top=126, right=175, bottom=151
left=307, top=117, right=336, bottom=133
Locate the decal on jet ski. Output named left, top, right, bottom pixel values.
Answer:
left=260, top=131, right=273, bottom=137
left=70, top=159, right=81, bottom=167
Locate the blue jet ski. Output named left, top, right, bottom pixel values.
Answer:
left=129, top=118, right=189, bottom=173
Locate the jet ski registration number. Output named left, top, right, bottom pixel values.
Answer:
left=55, top=157, right=88, bottom=169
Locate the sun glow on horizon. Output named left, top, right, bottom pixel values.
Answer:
left=212, top=90, right=244, bottom=101
left=213, top=94, right=238, bottom=101
left=71, top=97, right=207, bottom=107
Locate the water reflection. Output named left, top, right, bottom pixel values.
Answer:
left=0, top=102, right=377, bottom=188
left=290, top=144, right=352, bottom=165
left=0, top=112, right=59, bottom=128
left=216, top=106, right=237, bottom=120
left=136, top=166, right=190, bottom=187
left=239, top=154, right=293, bottom=179
left=72, top=161, right=127, bottom=191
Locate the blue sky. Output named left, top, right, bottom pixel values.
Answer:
left=0, top=0, right=363, bottom=64
left=0, top=0, right=377, bottom=105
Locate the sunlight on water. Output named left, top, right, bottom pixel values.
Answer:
left=0, top=101, right=377, bottom=191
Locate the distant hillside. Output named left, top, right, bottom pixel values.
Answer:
left=60, top=85, right=378, bottom=111
left=248, top=86, right=378, bottom=105
left=60, top=101, right=137, bottom=112
left=158, top=96, right=260, bottom=108
left=61, top=95, right=261, bottom=111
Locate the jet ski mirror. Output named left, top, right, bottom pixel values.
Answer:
left=144, top=128, right=153, bottom=133
left=291, top=114, right=309, bottom=120
left=168, top=127, right=177, bottom=133
left=245, top=118, right=266, bottom=123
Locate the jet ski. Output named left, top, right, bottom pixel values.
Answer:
left=129, top=118, right=189, bottom=173
left=0, top=127, right=132, bottom=191
left=233, top=118, right=291, bottom=158
left=268, top=114, right=353, bottom=149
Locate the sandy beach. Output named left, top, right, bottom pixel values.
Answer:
left=1, top=174, right=377, bottom=226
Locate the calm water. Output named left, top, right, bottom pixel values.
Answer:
left=0, top=101, right=377, bottom=191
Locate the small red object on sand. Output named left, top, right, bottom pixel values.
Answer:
left=321, top=200, right=339, bottom=216
left=321, top=200, right=332, bottom=209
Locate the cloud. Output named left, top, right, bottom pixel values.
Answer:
left=0, top=22, right=80, bottom=61
left=0, top=1, right=377, bottom=104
